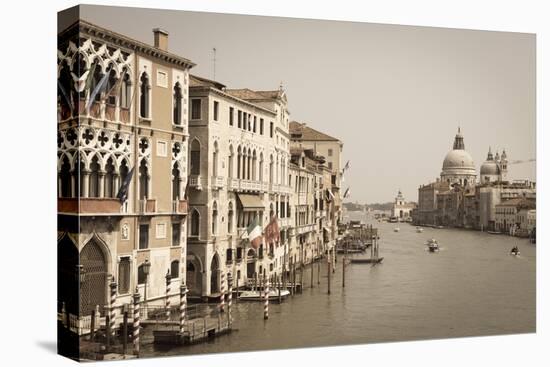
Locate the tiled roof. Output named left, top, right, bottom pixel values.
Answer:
left=225, top=88, right=271, bottom=100
left=189, top=74, right=226, bottom=89
left=289, top=121, right=340, bottom=142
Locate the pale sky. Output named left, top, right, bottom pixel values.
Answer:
left=73, top=5, right=536, bottom=203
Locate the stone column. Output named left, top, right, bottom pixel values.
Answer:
left=81, top=170, right=90, bottom=198
left=98, top=170, right=106, bottom=198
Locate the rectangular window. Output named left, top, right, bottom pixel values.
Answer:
left=260, top=118, right=264, bottom=135
left=156, top=222, right=166, bottom=239
left=118, top=257, right=131, bottom=294
left=191, top=99, right=201, bottom=120
left=213, top=101, right=219, bottom=121
left=139, top=224, right=149, bottom=249
left=270, top=122, right=274, bottom=137
left=172, top=222, right=181, bottom=246
left=253, top=116, right=257, bottom=133
left=238, top=110, right=242, bottom=128
left=229, top=107, right=234, bottom=126
left=328, top=162, right=333, bottom=170
left=328, top=148, right=333, bottom=157
left=248, top=113, right=252, bottom=130
left=243, top=113, right=247, bottom=130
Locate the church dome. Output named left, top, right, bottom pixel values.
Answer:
left=440, top=128, right=477, bottom=183
left=480, top=160, right=499, bottom=175
left=442, top=149, right=475, bottom=171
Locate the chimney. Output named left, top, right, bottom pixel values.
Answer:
left=153, top=28, right=169, bottom=51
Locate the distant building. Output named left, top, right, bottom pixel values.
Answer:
left=391, top=190, right=415, bottom=220
left=495, top=197, right=536, bottom=235
left=413, top=127, right=536, bottom=234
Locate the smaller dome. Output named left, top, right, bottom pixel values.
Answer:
left=480, top=160, right=500, bottom=175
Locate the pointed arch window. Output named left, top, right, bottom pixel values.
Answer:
left=120, top=71, right=132, bottom=109
left=89, top=155, right=100, bottom=198
left=228, top=202, right=234, bottom=233
left=173, top=82, right=183, bottom=125
left=190, top=140, right=201, bottom=175
left=139, top=159, right=149, bottom=199
left=140, top=72, right=150, bottom=118
left=190, top=209, right=200, bottom=237
left=212, top=201, right=218, bottom=235
left=59, top=156, right=72, bottom=197
left=213, top=142, right=219, bottom=177
left=104, top=157, right=116, bottom=198
left=172, top=164, right=181, bottom=201
left=228, top=145, right=234, bottom=179
left=170, top=260, right=180, bottom=278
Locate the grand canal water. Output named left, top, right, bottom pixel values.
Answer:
left=143, top=211, right=536, bottom=357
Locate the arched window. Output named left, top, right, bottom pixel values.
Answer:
left=173, top=82, right=183, bottom=125
left=104, top=157, right=115, bottom=198
left=89, top=155, right=100, bottom=198
left=90, top=61, right=103, bottom=103
left=76, top=154, right=85, bottom=197
left=120, top=70, right=132, bottom=109
left=259, top=153, right=264, bottom=182
left=228, top=145, right=234, bottom=179
left=237, top=146, right=242, bottom=179
left=190, top=140, right=201, bottom=175
left=212, top=201, right=218, bottom=235
left=247, top=148, right=252, bottom=180
left=140, top=72, right=150, bottom=118
left=59, top=155, right=72, bottom=197
left=119, top=160, right=129, bottom=193
left=190, top=209, right=200, bottom=237
left=170, top=260, right=180, bottom=278
left=269, top=155, right=274, bottom=184
left=105, top=66, right=118, bottom=105
left=228, top=202, right=233, bottom=233
left=252, top=150, right=257, bottom=181
left=213, top=141, right=219, bottom=177
left=139, top=159, right=149, bottom=200
left=172, top=164, right=181, bottom=201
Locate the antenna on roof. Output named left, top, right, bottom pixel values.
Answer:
left=212, top=47, right=217, bottom=80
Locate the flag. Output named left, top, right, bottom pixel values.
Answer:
left=343, top=160, right=350, bottom=171
left=264, top=216, right=280, bottom=246
left=183, top=179, right=190, bottom=200
left=343, top=187, right=350, bottom=198
left=57, top=79, right=74, bottom=112
left=86, top=71, right=109, bottom=110
left=116, top=167, right=134, bottom=203
left=244, top=219, right=263, bottom=249
left=326, top=188, right=335, bottom=202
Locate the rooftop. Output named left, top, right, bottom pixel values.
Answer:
left=289, top=121, right=340, bottom=142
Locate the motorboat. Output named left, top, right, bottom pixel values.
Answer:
left=394, top=227, right=400, bottom=232
left=238, top=289, right=290, bottom=302
left=510, top=246, right=520, bottom=256
left=416, top=227, right=423, bottom=233
left=389, top=216, right=398, bottom=223
left=426, top=238, right=439, bottom=252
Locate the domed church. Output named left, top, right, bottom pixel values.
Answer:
left=440, top=128, right=477, bottom=186
left=480, top=147, right=508, bottom=183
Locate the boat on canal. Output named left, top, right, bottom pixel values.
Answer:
left=426, top=238, right=439, bottom=252
left=238, top=289, right=290, bottom=302
left=416, top=226, right=423, bottom=233
left=510, top=246, right=521, bottom=256
left=394, top=227, right=400, bottom=232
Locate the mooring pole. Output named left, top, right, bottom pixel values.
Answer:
left=165, top=271, right=171, bottom=320
left=90, top=308, right=96, bottom=341
left=219, top=271, right=226, bottom=313
left=227, top=274, right=233, bottom=326
left=179, top=283, right=188, bottom=334
left=109, top=277, right=117, bottom=339
left=122, top=307, right=128, bottom=356
left=317, top=258, right=321, bottom=285
left=235, top=275, right=239, bottom=304
left=327, top=251, right=332, bottom=294
left=132, top=288, right=140, bottom=357
left=263, top=274, right=269, bottom=320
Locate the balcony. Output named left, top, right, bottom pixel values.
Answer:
left=211, top=176, right=225, bottom=189
left=139, top=199, right=157, bottom=214
left=297, top=223, right=316, bottom=235
left=172, top=199, right=188, bottom=215
left=58, top=197, right=122, bottom=214
left=227, top=178, right=263, bottom=192
left=189, top=175, right=202, bottom=190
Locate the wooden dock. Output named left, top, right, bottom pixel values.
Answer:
left=151, top=313, right=232, bottom=346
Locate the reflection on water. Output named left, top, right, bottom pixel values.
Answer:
left=143, top=212, right=535, bottom=357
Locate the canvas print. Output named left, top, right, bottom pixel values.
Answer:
left=57, top=5, right=536, bottom=361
